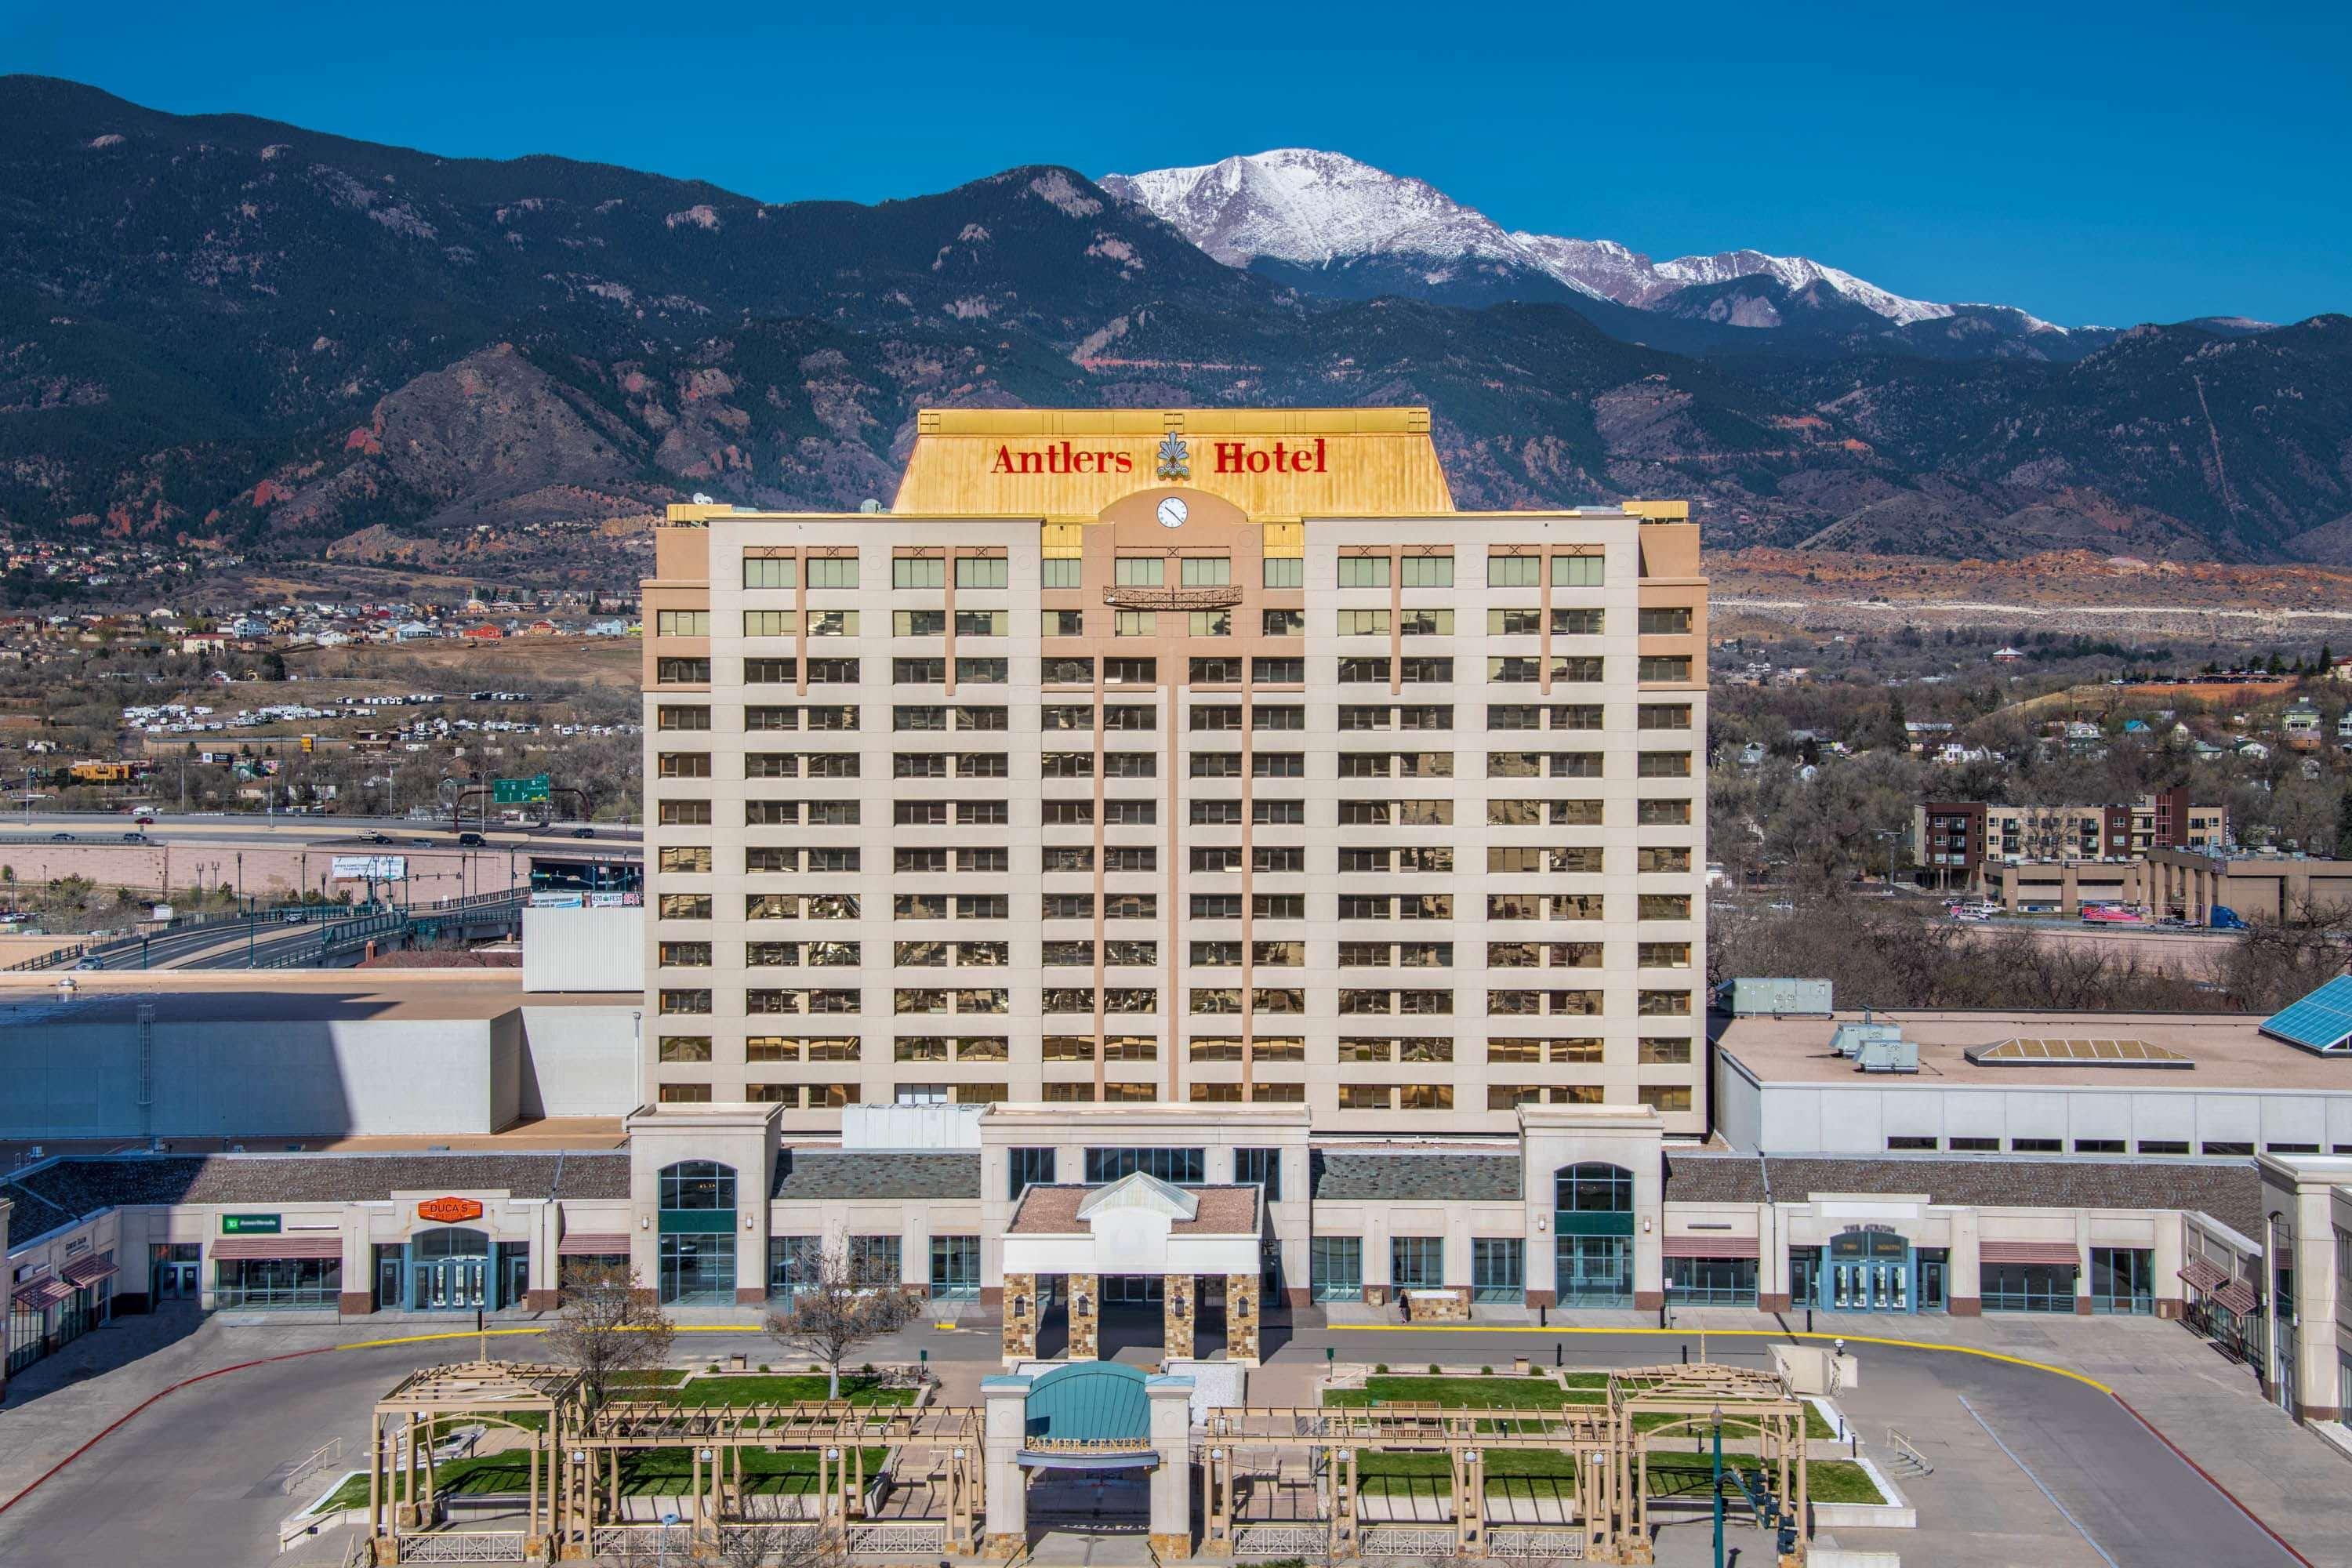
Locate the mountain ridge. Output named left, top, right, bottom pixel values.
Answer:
left=2, top=77, right=2347, bottom=571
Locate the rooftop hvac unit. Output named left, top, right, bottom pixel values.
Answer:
left=1724, top=977, right=1834, bottom=1016
left=1857, top=1036, right=1920, bottom=1073
left=1831, top=1021, right=1904, bottom=1058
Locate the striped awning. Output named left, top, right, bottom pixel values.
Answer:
left=2178, top=1257, right=2228, bottom=1293
left=1978, top=1241, right=2080, bottom=1266
left=15, top=1276, right=75, bottom=1310
left=1662, top=1234, right=1759, bottom=1259
left=2212, top=1279, right=2258, bottom=1316
left=557, top=1232, right=630, bottom=1257
left=211, top=1236, right=341, bottom=1260
left=61, top=1254, right=118, bottom=1287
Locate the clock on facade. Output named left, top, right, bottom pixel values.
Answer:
left=1156, top=496, right=1189, bottom=529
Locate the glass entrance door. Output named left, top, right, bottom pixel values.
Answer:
left=1824, top=1228, right=1914, bottom=1312
left=1556, top=1236, right=1634, bottom=1308
left=423, top=1257, right=486, bottom=1309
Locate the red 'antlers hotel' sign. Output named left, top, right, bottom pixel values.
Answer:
left=989, top=437, right=1330, bottom=476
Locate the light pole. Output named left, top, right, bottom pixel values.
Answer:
left=1710, top=1403, right=1725, bottom=1568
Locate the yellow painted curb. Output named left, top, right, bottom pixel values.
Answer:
left=333, top=1324, right=763, bottom=1351
left=1342, top=1323, right=2116, bottom=1396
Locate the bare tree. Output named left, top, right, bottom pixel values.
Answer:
left=2217, top=900, right=2352, bottom=1011
left=542, top=1261, right=677, bottom=1413
left=712, top=1497, right=846, bottom=1568
left=764, top=1245, right=922, bottom=1400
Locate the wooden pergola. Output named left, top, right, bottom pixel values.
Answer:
left=1192, top=1365, right=1812, bottom=1565
left=365, top=1361, right=986, bottom=1563
left=368, top=1359, right=580, bottom=1559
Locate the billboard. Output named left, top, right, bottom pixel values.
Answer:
left=329, top=854, right=408, bottom=882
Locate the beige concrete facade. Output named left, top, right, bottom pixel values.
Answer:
left=637, top=408, right=1708, bottom=1137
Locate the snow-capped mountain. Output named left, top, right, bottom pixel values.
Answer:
left=1102, top=149, right=1962, bottom=328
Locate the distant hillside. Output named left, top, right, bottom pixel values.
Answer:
left=1, top=76, right=2346, bottom=563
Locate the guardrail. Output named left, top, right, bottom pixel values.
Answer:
left=3, top=942, right=86, bottom=972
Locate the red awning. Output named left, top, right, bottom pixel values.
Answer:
left=211, top=1236, right=342, bottom=1260
left=60, top=1255, right=118, bottom=1287
left=2212, top=1280, right=2258, bottom=1316
left=557, top=1232, right=630, bottom=1257
left=1979, top=1241, right=2081, bottom=1266
left=1662, top=1235, right=1760, bottom=1259
left=16, top=1276, right=75, bottom=1310
left=2177, top=1257, right=2227, bottom=1293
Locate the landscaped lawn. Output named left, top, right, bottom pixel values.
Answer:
left=1327, top=1374, right=1833, bottom=1440
left=1354, top=1449, right=1881, bottom=1505
left=314, top=1444, right=892, bottom=1514
left=659, top=1373, right=913, bottom=1408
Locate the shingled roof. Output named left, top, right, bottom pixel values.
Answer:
left=771, top=1150, right=980, bottom=1201
left=1663, top=1153, right=1768, bottom=1204
left=2, top=1152, right=628, bottom=1241
left=1311, top=1151, right=1521, bottom=1203
left=1759, top=1156, right=2263, bottom=1239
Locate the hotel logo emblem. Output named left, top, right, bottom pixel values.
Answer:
left=1156, top=432, right=1191, bottom=481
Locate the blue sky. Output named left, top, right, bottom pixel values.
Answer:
left=9, top=0, right=2347, bottom=326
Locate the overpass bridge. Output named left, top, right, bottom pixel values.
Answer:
left=6, top=888, right=528, bottom=971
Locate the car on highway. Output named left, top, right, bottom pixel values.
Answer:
left=406, top=837, right=432, bottom=848
left=49, top=831, right=74, bottom=842
left=121, top=832, right=151, bottom=844
left=570, top=826, right=596, bottom=839
left=357, top=832, right=393, bottom=845
left=2082, top=904, right=2148, bottom=925
left=457, top=831, right=487, bottom=846
left=73, top=954, right=103, bottom=970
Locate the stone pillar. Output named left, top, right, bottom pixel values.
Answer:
left=1163, top=1273, right=1196, bottom=1362
left=1001, top=1272, right=1037, bottom=1364
left=1067, top=1272, right=1099, bottom=1360
left=980, top=1374, right=1031, bottom=1558
left=1225, top=1272, right=1261, bottom=1364
left=1146, top=1374, right=1195, bottom=1560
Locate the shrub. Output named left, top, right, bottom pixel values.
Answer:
left=1480, top=1364, right=1494, bottom=1375
left=1374, top=1363, right=1389, bottom=1374
left=758, top=1363, right=771, bottom=1373
left=1428, top=1363, right=1442, bottom=1375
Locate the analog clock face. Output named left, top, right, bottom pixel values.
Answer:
left=1156, top=496, right=1189, bottom=529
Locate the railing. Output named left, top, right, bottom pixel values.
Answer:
left=1102, top=584, right=1245, bottom=610
left=3, top=943, right=85, bottom=971
left=1361, top=1526, right=1460, bottom=1558
left=283, top=1436, right=344, bottom=1495
left=1232, top=1524, right=1330, bottom=1558
left=387, top=1533, right=527, bottom=1563
left=843, top=1521, right=945, bottom=1555
left=1489, top=1529, right=1588, bottom=1559
left=1883, top=1427, right=1933, bottom=1476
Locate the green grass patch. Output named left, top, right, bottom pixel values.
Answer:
left=1324, top=1375, right=1567, bottom=1411
left=1643, top=1454, right=1881, bottom=1506
left=1353, top=1449, right=1876, bottom=1505
left=314, top=1445, right=892, bottom=1515
left=663, top=1374, right=913, bottom=1408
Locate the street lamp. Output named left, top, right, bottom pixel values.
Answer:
left=1710, top=1403, right=1725, bottom=1568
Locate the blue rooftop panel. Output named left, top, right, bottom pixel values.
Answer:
left=2259, top=975, right=2352, bottom=1054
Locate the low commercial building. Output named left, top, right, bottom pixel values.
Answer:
left=2148, top=846, right=2352, bottom=924
left=1915, top=789, right=2227, bottom=893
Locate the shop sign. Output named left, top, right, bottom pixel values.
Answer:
left=220, top=1214, right=282, bottom=1235
left=417, top=1196, right=485, bottom=1223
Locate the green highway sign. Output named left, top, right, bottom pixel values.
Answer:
left=220, top=1213, right=281, bottom=1235
left=492, top=774, right=551, bottom=804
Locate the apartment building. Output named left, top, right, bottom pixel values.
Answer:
left=1915, top=786, right=2228, bottom=887
left=637, top=408, right=1708, bottom=1136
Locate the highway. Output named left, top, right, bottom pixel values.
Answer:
left=0, top=811, right=640, bottom=851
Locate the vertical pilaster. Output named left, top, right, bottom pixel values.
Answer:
left=1147, top=1374, right=1196, bottom=1559
left=981, top=1375, right=1030, bottom=1559
left=1225, top=1272, right=1261, bottom=1363
left=1163, top=1273, right=1196, bottom=1360
left=1001, top=1272, right=1037, bottom=1363
left=1067, top=1272, right=1100, bottom=1359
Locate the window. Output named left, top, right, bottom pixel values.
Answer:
left=1178, top=557, right=1232, bottom=586
left=1982, top=1261, right=2078, bottom=1312
left=1008, top=1147, right=1057, bottom=1199
left=1665, top=1256, right=1758, bottom=1306
left=659, top=800, right=713, bottom=826
left=930, top=1235, right=982, bottom=1299
left=2013, top=1137, right=2065, bottom=1153
left=2090, top=1248, right=2154, bottom=1314
left=1486, top=555, right=1541, bottom=588
left=1639, top=606, right=1693, bottom=635
left=1115, top=557, right=1166, bottom=586
left=1262, top=608, right=1304, bottom=637
left=1639, top=751, right=1693, bottom=779
left=659, top=894, right=712, bottom=920
left=1391, top=1236, right=1443, bottom=1289
left=658, top=752, right=711, bottom=779
left=657, top=656, right=710, bottom=684
left=1552, top=608, right=1605, bottom=636
left=1639, top=655, right=1693, bottom=681
left=659, top=1160, right=735, bottom=1212
left=1254, top=656, right=1304, bottom=684
left=743, top=659, right=796, bottom=684
left=1262, top=557, right=1305, bottom=589
left=847, top=1235, right=900, bottom=1287
left=804, top=556, right=858, bottom=589
left=1401, top=556, right=1454, bottom=588
left=1556, top=1163, right=1634, bottom=1214
left=1312, top=1236, right=1362, bottom=1301
left=657, top=705, right=711, bottom=731
left=1552, top=554, right=1603, bottom=586
left=742, top=609, right=797, bottom=637
left=1338, top=609, right=1392, bottom=637
left=955, top=556, right=1007, bottom=589
left=1233, top=1148, right=1283, bottom=1201
left=658, top=846, right=713, bottom=874
left=1639, top=799, right=1693, bottom=826
left=1085, top=1148, right=1204, bottom=1184
left=1399, top=609, right=1454, bottom=635
left=656, top=609, right=711, bottom=637
left=1338, top=557, right=1390, bottom=588
left=1471, top=1237, right=1523, bottom=1302
left=1114, top=610, right=1158, bottom=637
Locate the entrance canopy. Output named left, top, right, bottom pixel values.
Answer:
left=1019, top=1361, right=1156, bottom=1469
left=1002, top=1171, right=1261, bottom=1280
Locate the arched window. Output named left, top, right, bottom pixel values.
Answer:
left=659, top=1160, right=735, bottom=1211
left=412, top=1225, right=490, bottom=1258
left=1555, top=1162, right=1634, bottom=1214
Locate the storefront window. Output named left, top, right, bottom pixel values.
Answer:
left=768, top=1236, right=820, bottom=1301
left=849, top=1235, right=902, bottom=1288
left=2090, top=1247, right=2154, bottom=1314
left=1982, top=1262, right=2077, bottom=1312
left=659, top=1233, right=736, bottom=1305
left=214, top=1256, right=342, bottom=1308
left=931, top=1236, right=981, bottom=1301
left=1472, top=1238, right=1523, bottom=1301
left=1557, top=1236, right=1633, bottom=1307
left=1312, top=1237, right=1363, bottom=1301
left=1665, top=1255, right=1758, bottom=1306
left=1392, top=1236, right=1443, bottom=1291
left=659, top=1160, right=736, bottom=1211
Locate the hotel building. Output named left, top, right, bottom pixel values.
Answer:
left=636, top=408, right=1709, bottom=1134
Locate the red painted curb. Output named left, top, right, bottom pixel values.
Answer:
left=2110, top=1391, right=2316, bottom=1568
left=0, top=1345, right=336, bottom=1519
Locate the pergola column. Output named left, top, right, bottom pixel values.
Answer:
left=1001, top=1272, right=1038, bottom=1363
left=1067, top=1272, right=1100, bottom=1360
left=1163, top=1273, right=1196, bottom=1361
left=979, top=1375, right=1031, bottom=1559
left=1146, top=1375, right=1195, bottom=1559
left=1225, top=1272, right=1261, bottom=1363
left=1454, top=1445, right=1486, bottom=1557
